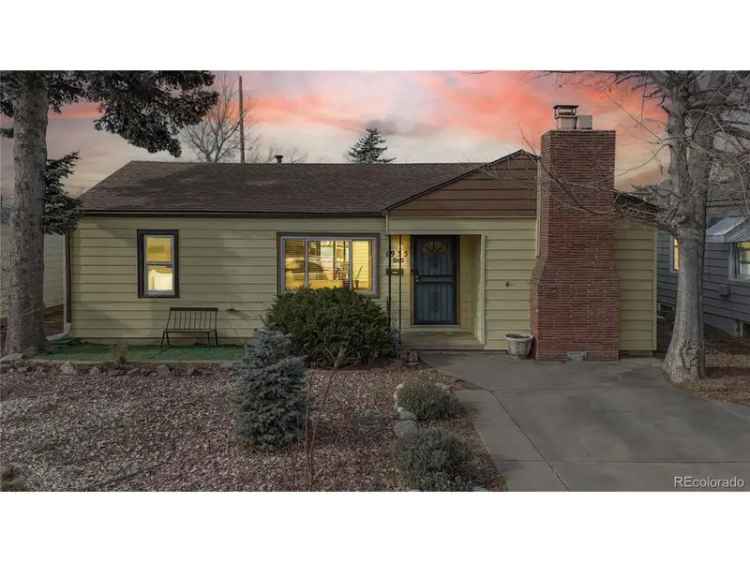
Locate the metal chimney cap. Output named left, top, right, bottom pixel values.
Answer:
left=553, top=104, right=579, bottom=118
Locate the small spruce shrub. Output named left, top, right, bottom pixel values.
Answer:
left=265, top=287, right=395, bottom=368
left=394, top=428, right=474, bottom=491
left=397, top=380, right=464, bottom=421
left=234, top=329, right=307, bottom=450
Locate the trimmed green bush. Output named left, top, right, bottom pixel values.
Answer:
left=265, top=287, right=395, bottom=368
left=234, top=329, right=307, bottom=450
left=394, top=428, right=474, bottom=491
left=397, top=380, right=463, bottom=421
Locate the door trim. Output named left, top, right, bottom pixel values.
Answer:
left=411, top=235, right=459, bottom=326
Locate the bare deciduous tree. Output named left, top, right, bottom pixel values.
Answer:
left=181, top=77, right=258, bottom=163
left=181, top=76, right=309, bottom=165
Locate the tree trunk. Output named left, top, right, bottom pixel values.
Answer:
left=664, top=222, right=706, bottom=382
left=662, top=84, right=711, bottom=383
left=4, top=73, right=48, bottom=355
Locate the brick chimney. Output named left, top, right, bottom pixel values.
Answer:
left=530, top=105, right=619, bottom=360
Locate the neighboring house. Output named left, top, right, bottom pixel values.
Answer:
left=68, top=107, right=658, bottom=358
left=657, top=198, right=750, bottom=336
left=0, top=224, right=65, bottom=320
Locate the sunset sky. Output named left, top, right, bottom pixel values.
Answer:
left=0, top=71, right=667, bottom=196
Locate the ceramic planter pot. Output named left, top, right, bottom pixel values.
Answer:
left=505, top=333, right=533, bottom=359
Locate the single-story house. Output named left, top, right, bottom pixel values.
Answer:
left=657, top=191, right=750, bottom=336
left=67, top=106, right=657, bottom=359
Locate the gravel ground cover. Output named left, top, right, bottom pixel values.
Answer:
left=0, top=361, right=500, bottom=491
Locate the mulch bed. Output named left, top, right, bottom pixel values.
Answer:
left=685, top=330, right=750, bottom=406
left=659, top=321, right=750, bottom=406
left=0, top=361, right=500, bottom=491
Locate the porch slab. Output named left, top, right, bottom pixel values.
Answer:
left=401, top=331, right=483, bottom=351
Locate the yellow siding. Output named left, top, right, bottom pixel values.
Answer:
left=459, top=235, right=481, bottom=333
left=70, top=215, right=655, bottom=352
left=71, top=217, right=386, bottom=341
left=615, top=221, right=657, bottom=351
left=388, top=217, right=536, bottom=350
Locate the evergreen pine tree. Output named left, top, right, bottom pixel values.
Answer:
left=347, top=128, right=395, bottom=163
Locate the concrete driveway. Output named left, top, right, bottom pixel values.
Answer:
left=422, top=353, right=750, bottom=491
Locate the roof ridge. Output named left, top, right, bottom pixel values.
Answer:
left=125, top=160, right=485, bottom=166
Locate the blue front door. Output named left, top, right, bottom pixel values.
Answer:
left=413, top=236, right=458, bottom=325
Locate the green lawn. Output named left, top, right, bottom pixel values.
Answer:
left=37, top=341, right=244, bottom=363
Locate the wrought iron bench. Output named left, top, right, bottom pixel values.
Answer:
left=161, top=307, right=219, bottom=347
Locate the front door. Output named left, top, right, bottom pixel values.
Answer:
left=413, top=236, right=458, bottom=325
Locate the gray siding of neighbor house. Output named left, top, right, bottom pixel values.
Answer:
left=657, top=230, right=750, bottom=334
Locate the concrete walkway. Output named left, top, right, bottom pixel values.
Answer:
left=423, top=352, right=750, bottom=491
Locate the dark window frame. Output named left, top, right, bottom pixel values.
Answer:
left=277, top=233, right=380, bottom=297
left=730, top=241, right=750, bottom=283
left=137, top=229, right=180, bottom=298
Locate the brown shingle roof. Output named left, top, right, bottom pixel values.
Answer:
left=79, top=160, right=487, bottom=215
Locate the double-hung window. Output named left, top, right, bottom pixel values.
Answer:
left=732, top=241, right=750, bottom=282
left=138, top=230, right=179, bottom=297
left=280, top=235, right=377, bottom=294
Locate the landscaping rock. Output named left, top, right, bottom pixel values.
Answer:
left=89, top=367, right=102, bottom=377
left=156, top=365, right=170, bottom=377
left=184, top=367, right=197, bottom=377
left=396, top=406, right=417, bottom=421
left=435, top=382, right=450, bottom=393
left=59, top=362, right=77, bottom=375
left=394, top=419, right=418, bottom=438
left=126, top=367, right=140, bottom=376
left=393, top=382, right=405, bottom=404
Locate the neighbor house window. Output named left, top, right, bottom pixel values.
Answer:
left=138, top=230, right=179, bottom=297
left=280, top=236, right=377, bottom=294
left=731, top=241, right=750, bottom=282
left=672, top=237, right=680, bottom=272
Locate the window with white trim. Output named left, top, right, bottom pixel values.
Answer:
left=280, top=236, right=377, bottom=294
left=672, top=236, right=680, bottom=272
left=731, top=241, right=750, bottom=282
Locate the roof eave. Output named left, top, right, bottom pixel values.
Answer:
left=80, top=209, right=386, bottom=218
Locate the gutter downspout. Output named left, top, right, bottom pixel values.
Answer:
left=386, top=212, right=392, bottom=328
left=49, top=233, right=72, bottom=341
